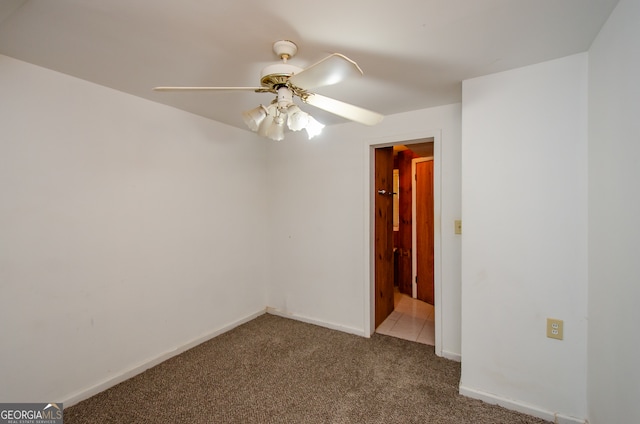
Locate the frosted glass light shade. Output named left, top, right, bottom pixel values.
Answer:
left=265, top=119, right=285, bottom=141
left=287, top=105, right=309, bottom=131
left=304, top=116, right=325, bottom=139
left=242, top=105, right=267, bottom=131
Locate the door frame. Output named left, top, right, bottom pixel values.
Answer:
left=363, top=130, right=443, bottom=356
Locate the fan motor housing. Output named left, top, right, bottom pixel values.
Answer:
left=260, top=63, right=303, bottom=89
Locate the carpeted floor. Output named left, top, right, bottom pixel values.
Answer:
left=64, top=314, right=550, bottom=423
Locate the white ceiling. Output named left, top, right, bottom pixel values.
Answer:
left=0, top=0, right=618, bottom=131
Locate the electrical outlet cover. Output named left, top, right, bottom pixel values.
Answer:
left=546, top=318, right=564, bottom=340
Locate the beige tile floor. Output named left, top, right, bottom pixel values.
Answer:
left=375, top=289, right=435, bottom=345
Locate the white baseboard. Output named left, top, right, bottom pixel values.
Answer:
left=266, top=307, right=366, bottom=337
left=459, top=385, right=586, bottom=424
left=63, top=308, right=266, bottom=408
left=440, top=350, right=461, bottom=362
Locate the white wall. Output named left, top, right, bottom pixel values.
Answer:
left=460, top=54, right=588, bottom=423
left=266, top=103, right=462, bottom=357
left=0, top=55, right=268, bottom=404
left=587, top=0, right=640, bottom=422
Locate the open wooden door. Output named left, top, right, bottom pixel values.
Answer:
left=415, top=159, right=434, bottom=305
left=374, top=147, right=394, bottom=328
left=396, top=150, right=419, bottom=296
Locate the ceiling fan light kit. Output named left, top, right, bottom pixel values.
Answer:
left=154, top=40, right=383, bottom=141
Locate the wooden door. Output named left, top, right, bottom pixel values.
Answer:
left=396, top=150, right=418, bottom=296
left=374, top=147, right=394, bottom=328
left=416, top=159, right=434, bottom=305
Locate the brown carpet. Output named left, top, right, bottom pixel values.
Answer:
left=64, top=314, right=550, bottom=423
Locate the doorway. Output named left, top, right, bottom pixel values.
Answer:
left=371, top=140, right=436, bottom=345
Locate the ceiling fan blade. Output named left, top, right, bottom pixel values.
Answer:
left=304, top=93, right=383, bottom=126
left=153, top=86, right=263, bottom=92
left=289, top=53, right=363, bottom=90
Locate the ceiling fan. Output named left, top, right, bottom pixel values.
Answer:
left=153, top=40, right=383, bottom=141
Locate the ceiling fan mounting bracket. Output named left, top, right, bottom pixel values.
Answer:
left=273, top=40, right=298, bottom=60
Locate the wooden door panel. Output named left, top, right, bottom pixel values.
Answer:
left=397, top=150, right=419, bottom=296
left=374, top=147, right=394, bottom=328
left=416, top=160, right=434, bottom=305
